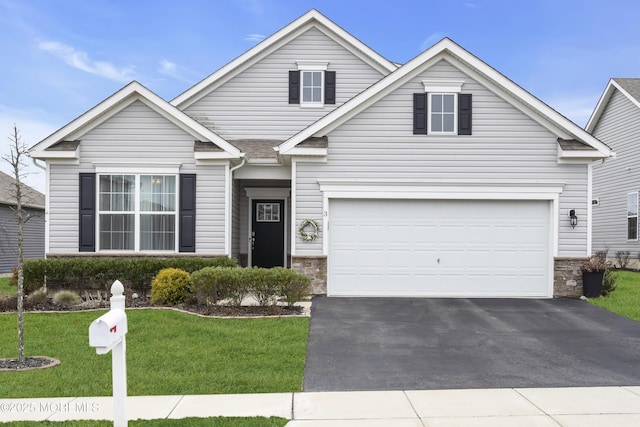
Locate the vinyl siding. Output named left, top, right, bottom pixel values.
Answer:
left=295, top=59, right=589, bottom=257
left=47, top=100, right=227, bottom=254
left=184, top=27, right=385, bottom=140
left=592, top=89, right=640, bottom=255
left=0, top=205, right=45, bottom=272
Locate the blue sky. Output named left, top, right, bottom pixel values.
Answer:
left=1, top=0, right=639, bottom=192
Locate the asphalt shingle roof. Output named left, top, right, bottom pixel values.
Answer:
left=0, top=170, right=45, bottom=209
left=614, top=78, right=640, bottom=104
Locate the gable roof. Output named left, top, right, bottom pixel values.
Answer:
left=0, top=171, right=45, bottom=210
left=29, top=81, right=241, bottom=160
left=170, top=9, right=398, bottom=109
left=585, top=78, right=640, bottom=133
left=278, top=38, right=611, bottom=159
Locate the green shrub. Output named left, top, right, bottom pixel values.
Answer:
left=18, top=256, right=237, bottom=294
left=52, top=290, right=81, bottom=307
left=150, top=268, right=192, bottom=306
left=274, top=267, right=312, bottom=306
left=249, top=268, right=280, bottom=307
left=190, top=267, right=239, bottom=305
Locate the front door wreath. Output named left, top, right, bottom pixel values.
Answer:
left=299, top=219, right=319, bottom=241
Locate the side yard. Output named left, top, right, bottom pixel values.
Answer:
left=588, top=270, right=640, bottom=321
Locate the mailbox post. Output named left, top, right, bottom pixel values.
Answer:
left=89, top=280, right=128, bottom=427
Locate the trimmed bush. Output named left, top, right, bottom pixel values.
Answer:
left=191, top=267, right=237, bottom=305
left=17, top=256, right=237, bottom=294
left=52, top=290, right=81, bottom=307
left=150, top=268, right=192, bottom=306
left=274, top=267, right=312, bottom=307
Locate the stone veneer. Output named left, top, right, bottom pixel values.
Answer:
left=294, top=256, right=587, bottom=298
left=291, top=256, right=327, bottom=295
left=554, top=257, right=588, bottom=298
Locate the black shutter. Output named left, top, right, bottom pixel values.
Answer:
left=179, top=174, right=196, bottom=252
left=288, top=71, right=300, bottom=104
left=79, top=173, right=96, bottom=252
left=325, top=71, right=336, bottom=104
left=413, top=93, right=428, bottom=134
left=458, top=93, right=472, bottom=135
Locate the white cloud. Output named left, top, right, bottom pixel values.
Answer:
left=38, top=40, right=135, bottom=83
left=157, top=59, right=198, bottom=84
left=420, top=33, right=446, bottom=52
left=245, top=33, right=266, bottom=43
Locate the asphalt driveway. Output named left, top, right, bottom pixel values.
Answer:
left=303, top=297, right=640, bottom=391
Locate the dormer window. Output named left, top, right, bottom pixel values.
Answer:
left=289, top=61, right=335, bottom=107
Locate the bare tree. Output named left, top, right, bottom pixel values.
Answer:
left=3, top=124, right=30, bottom=367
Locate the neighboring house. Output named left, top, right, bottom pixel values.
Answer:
left=587, top=78, right=640, bottom=267
left=29, top=9, right=611, bottom=297
left=0, top=171, right=45, bottom=273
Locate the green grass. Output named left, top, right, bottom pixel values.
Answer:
left=589, top=270, right=640, bottom=321
left=0, top=277, right=15, bottom=297
left=0, top=418, right=288, bottom=426
left=0, top=310, right=309, bottom=398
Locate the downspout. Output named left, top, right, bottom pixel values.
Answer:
left=227, top=156, right=246, bottom=260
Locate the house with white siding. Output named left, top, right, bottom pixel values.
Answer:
left=29, top=9, right=611, bottom=297
left=588, top=78, right=640, bottom=267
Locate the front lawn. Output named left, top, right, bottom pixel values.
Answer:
left=0, top=418, right=288, bottom=427
left=0, top=310, right=308, bottom=398
left=0, top=278, right=14, bottom=297
left=589, top=269, right=640, bottom=321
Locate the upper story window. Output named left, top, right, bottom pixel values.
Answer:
left=302, top=71, right=323, bottom=104
left=628, top=192, right=638, bottom=240
left=289, top=61, right=335, bottom=107
left=413, top=79, right=471, bottom=136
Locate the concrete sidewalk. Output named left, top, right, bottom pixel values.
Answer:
left=2, top=387, right=640, bottom=426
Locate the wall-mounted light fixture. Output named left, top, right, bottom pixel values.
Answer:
left=569, top=209, right=578, bottom=228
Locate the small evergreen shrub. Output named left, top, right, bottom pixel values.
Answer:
left=190, top=267, right=238, bottom=305
left=250, top=268, right=280, bottom=307
left=150, top=268, right=192, bottom=306
left=274, top=267, right=312, bottom=307
left=52, top=290, right=81, bottom=307
left=616, top=251, right=631, bottom=269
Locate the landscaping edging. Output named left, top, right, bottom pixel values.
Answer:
left=0, top=356, right=60, bottom=371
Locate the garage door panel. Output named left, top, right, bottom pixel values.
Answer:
left=328, top=199, right=550, bottom=297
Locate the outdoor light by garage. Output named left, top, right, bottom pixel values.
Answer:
left=569, top=209, right=578, bottom=228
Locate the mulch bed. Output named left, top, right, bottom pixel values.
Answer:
left=0, top=356, right=60, bottom=371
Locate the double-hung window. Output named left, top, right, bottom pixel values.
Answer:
left=628, top=192, right=638, bottom=240
left=413, top=79, right=472, bottom=135
left=289, top=61, right=335, bottom=107
left=98, top=174, right=177, bottom=251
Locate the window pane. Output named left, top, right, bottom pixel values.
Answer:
left=431, top=114, right=442, bottom=132
left=628, top=193, right=638, bottom=216
left=140, top=214, right=175, bottom=250
left=443, top=114, right=455, bottom=132
left=99, top=175, right=134, bottom=211
left=99, top=214, right=134, bottom=250
left=313, top=88, right=321, bottom=102
left=312, top=71, right=321, bottom=85
left=303, top=88, right=312, bottom=102
left=303, top=71, right=311, bottom=86
left=443, top=94, right=455, bottom=112
left=141, top=175, right=176, bottom=212
left=629, top=217, right=638, bottom=240
left=432, top=94, right=443, bottom=112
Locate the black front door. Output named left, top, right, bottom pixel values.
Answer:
left=251, top=199, right=285, bottom=268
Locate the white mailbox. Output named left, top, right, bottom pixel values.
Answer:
left=89, top=309, right=127, bottom=354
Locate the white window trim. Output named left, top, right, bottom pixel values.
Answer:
left=627, top=192, right=638, bottom=241
left=297, top=61, right=329, bottom=108
left=422, top=80, right=465, bottom=136
left=428, top=93, right=458, bottom=135
left=96, top=173, right=179, bottom=253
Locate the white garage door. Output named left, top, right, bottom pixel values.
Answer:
left=328, top=199, right=551, bottom=297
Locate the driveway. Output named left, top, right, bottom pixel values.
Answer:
left=303, top=297, right=640, bottom=391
